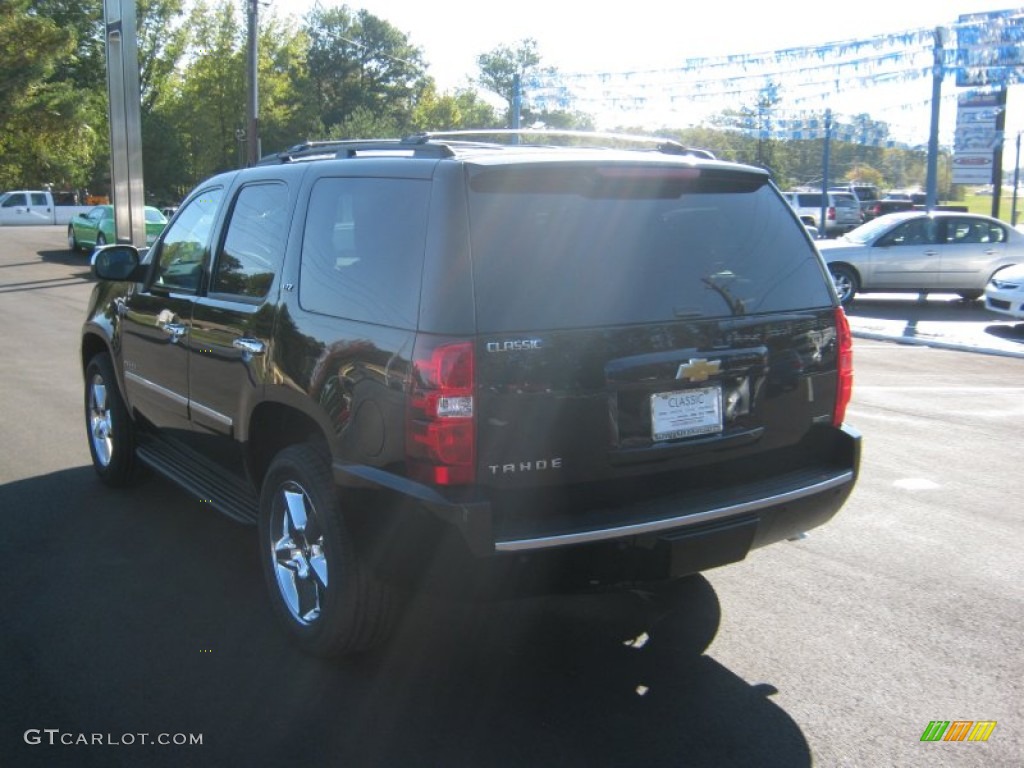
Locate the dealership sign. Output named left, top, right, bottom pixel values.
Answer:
left=952, top=92, right=1001, bottom=185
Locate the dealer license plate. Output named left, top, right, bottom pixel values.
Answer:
left=651, top=386, right=723, bottom=441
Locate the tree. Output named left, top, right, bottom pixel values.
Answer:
left=304, top=6, right=429, bottom=135
left=0, top=0, right=98, bottom=188
left=410, top=85, right=501, bottom=131
left=475, top=38, right=539, bottom=112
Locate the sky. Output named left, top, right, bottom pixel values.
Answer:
left=267, top=0, right=1024, bottom=166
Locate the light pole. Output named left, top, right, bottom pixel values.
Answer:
left=246, top=0, right=260, bottom=166
left=1012, top=130, right=1021, bottom=227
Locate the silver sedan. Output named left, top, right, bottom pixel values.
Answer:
left=816, top=211, right=1023, bottom=305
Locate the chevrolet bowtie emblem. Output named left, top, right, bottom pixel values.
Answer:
left=676, top=358, right=721, bottom=382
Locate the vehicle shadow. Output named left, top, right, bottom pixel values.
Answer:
left=38, top=248, right=93, bottom=278
left=0, top=467, right=811, bottom=768
left=984, top=321, right=1024, bottom=343
left=846, top=293, right=993, bottom=323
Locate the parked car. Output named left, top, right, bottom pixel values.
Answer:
left=817, top=211, right=1023, bottom=305
left=81, top=131, right=860, bottom=657
left=829, top=183, right=880, bottom=220
left=0, top=189, right=91, bottom=225
left=783, top=190, right=861, bottom=236
left=68, top=204, right=168, bottom=252
left=984, top=262, right=1024, bottom=319
left=859, top=198, right=915, bottom=220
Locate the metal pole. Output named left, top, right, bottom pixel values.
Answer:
left=925, top=27, right=943, bottom=211
left=246, top=0, right=259, bottom=166
left=819, top=109, right=831, bottom=238
left=512, top=73, right=521, bottom=130
left=103, top=0, right=146, bottom=246
left=1012, top=131, right=1021, bottom=227
left=990, top=87, right=1007, bottom=219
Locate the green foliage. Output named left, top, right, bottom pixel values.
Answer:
left=303, top=6, right=429, bottom=136
left=0, top=0, right=99, bottom=188
left=410, top=85, right=501, bottom=132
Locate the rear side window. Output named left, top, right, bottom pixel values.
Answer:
left=468, top=165, right=832, bottom=331
left=299, top=178, right=429, bottom=327
left=30, top=193, right=49, bottom=206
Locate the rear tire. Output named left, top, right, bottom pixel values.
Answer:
left=258, top=443, right=395, bottom=657
left=829, top=264, right=858, bottom=306
left=96, top=232, right=107, bottom=247
left=84, top=353, right=139, bottom=486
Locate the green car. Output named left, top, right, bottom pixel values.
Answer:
left=68, top=205, right=167, bottom=252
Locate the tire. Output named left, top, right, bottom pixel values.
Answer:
left=957, top=290, right=982, bottom=301
left=96, top=232, right=107, bottom=246
left=829, top=264, right=858, bottom=306
left=84, top=353, right=139, bottom=486
left=68, top=226, right=81, bottom=253
left=258, top=443, right=395, bottom=657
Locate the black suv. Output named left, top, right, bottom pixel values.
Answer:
left=82, top=131, right=860, bottom=657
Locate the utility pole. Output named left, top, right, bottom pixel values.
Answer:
left=1012, top=131, right=1021, bottom=227
left=819, top=109, right=832, bottom=236
left=246, top=0, right=260, bottom=166
left=925, top=27, right=943, bottom=211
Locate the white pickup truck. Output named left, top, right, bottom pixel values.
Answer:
left=0, top=190, right=93, bottom=226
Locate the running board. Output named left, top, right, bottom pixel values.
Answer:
left=136, top=435, right=259, bottom=525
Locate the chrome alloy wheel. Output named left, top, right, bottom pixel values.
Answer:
left=87, top=373, right=114, bottom=466
left=269, top=482, right=329, bottom=625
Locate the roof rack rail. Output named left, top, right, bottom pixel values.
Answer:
left=258, top=138, right=456, bottom=164
left=404, top=129, right=716, bottom=159
left=257, top=130, right=716, bottom=165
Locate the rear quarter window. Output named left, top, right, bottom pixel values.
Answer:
left=468, top=165, right=833, bottom=332
left=299, top=177, right=429, bottom=328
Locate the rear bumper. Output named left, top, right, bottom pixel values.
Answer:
left=334, top=425, right=861, bottom=577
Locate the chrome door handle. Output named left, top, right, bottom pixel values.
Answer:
left=232, top=338, right=266, bottom=356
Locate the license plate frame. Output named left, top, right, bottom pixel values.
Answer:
left=651, top=386, right=723, bottom=442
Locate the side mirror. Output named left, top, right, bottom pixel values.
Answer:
left=92, top=244, right=148, bottom=282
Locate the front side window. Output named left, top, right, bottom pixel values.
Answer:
left=153, top=188, right=224, bottom=293
left=211, top=183, right=288, bottom=299
left=879, top=217, right=939, bottom=247
left=3, top=194, right=27, bottom=208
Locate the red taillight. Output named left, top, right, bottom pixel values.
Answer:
left=833, top=307, right=853, bottom=426
left=827, top=206, right=836, bottom=220
left=406, top=338, right=475, bottom=485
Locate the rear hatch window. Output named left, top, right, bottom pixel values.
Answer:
left=468, top=164, right=832, bottom=330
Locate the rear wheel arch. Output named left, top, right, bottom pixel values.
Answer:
left=246, top=401, right=331, bottom=489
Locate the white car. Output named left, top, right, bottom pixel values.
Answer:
left=817, top=211, right=1024, bottom=305
left=984, top=263, right=1024, bottom=319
